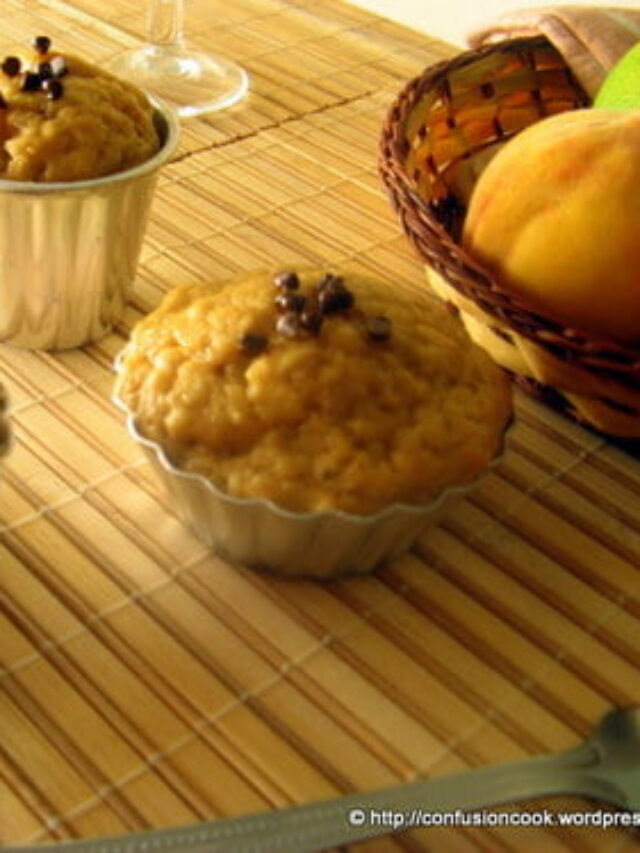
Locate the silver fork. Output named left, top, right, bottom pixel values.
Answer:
left=8, top=706, right=640, bottom=853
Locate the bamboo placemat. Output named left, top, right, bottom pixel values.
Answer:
left=1, top=1, right=639, bottom=851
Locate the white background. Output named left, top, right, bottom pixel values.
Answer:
left=347, top=0, right=640, bottom=47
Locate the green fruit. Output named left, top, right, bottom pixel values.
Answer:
left=594, top=41, right=640, bottom=111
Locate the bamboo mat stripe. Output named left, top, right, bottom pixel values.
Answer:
left=2, top=1, right=640, bottom=852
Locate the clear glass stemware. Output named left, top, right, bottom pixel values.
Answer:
left=108, top=0, right=248, bottom=118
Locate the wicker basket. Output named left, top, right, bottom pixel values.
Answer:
left=379, top=35, right=640, bottom=439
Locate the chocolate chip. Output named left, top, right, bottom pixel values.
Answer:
left=0, top=94, right=6, bottom=109
left=21, top=72, right=42, bottom=92
left=276, top=312, right=303, bottom=338
left=2, top=56, right=21, bottom=77
left=275, top=290, right=306, bottom=313
left=315, top=274, right=354, bottom=315
left=300, top=308, right=323, bottom=334
left=239, top=332, right=268, bottom=356
left=43, top=78, right=64, bottom=100
left=38, top=61, right=53, bottom=80
left=317, top=273, right=344, bottom=291
left=366, top=315, right=392, bottom=342
left=32, top=36, right=51, bottom=55
left=274, top=271, right=299, bottom=291
left=318, top=283, right=354, bottom=314
left=50, top=56, right=68, bottom=77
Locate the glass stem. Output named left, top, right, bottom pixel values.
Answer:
left=148, top=0, right=185, bottom=48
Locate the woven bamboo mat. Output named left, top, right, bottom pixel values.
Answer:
left=2, top=1, right=640, bottom=851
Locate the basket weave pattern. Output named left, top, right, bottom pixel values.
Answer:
left=379, top=36, right=640, bottom=438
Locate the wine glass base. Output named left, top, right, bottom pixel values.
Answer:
left=108, top=45, right=249, bottom=117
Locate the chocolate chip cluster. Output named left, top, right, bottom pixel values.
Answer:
left=0, top=37, right=67, bottom=107
left=239, top=271, right=392, bottom=355
left=275, top=271, right=353, bottom=338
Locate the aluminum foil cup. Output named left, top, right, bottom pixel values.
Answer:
left=113, top=382, right=510, bottom=579
left=0, top=103, right=179, bottom=350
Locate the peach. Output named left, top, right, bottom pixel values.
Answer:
left=462, top=108, right=640, bottom=345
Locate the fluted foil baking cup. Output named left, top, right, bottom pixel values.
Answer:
left=113, top=381, right=511, bottom=579
left=0, top=103, right=179, bottom=350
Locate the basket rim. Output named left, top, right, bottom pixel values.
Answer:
left=378, top=35, right=640, bottom=377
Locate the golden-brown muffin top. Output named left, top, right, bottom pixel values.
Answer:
left=0, top=37, right=159, bottom=182
left=115, top=270, right=512, bottom=514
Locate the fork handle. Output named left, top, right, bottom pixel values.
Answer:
left=6, top=742, right=613, bottom=853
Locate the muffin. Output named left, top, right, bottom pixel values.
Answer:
left=114, top=269, right=512, bottom=576
left=0, top=37, right=160, bottom=182
left=0, top=37, right=179, bottom=350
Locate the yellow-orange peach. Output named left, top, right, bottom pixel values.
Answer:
left=463, top=108, right=640, bottom=345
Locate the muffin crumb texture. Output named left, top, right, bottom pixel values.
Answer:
left=116, top=271, right=512, bottom=515
left=0, top=38, right=160, bottom=181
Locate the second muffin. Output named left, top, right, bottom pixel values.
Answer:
left=115, top=269, right=512, bottom=522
